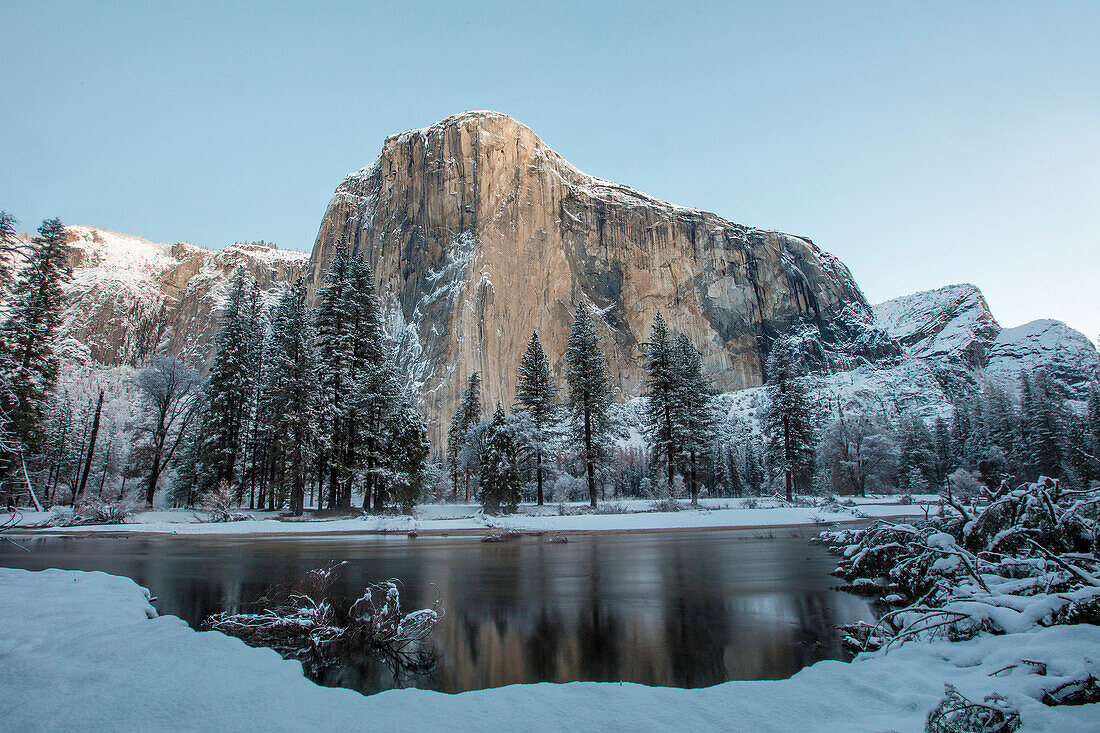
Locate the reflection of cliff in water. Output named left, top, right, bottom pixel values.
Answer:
left=1, top=528, right=876, bottom=696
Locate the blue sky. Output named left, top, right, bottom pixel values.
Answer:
left=3, top=1, right=1098, bottom=340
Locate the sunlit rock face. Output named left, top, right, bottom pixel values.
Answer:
left=309, top=111, right=893, bottom=437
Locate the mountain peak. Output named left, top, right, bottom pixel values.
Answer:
left=310, top=115, right=886, bottom=437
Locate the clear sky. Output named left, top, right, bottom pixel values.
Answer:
left=3, top=1, right=1098, bottom=341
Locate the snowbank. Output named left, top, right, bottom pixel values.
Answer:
left=3, top=496, right=934, bottom=536
left=1, top=568, right=1096, bottom=732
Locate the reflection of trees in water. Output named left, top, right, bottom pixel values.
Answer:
left=5, top=533, right=873, bottom=696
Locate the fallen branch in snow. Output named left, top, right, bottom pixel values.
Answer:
left=925, top=684, right=1020, bottom=733
left=0, top=507, right=29, bottom=551
left=818, top=478, right=1099, bottom=649
left=818, top=476, right=1100, bottom=723
left=205, top=562, right=443, bottom=681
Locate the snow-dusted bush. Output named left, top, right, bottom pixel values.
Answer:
left=817, top=477, right=1099, bottom=653
left=206, top=562, right=442, bottom=679
left=646, top=474, right=686, bottom=512
left=946, top=469, right=982, bottom=502
left=199, top=481, right=252, bottom=522
left=78, top=498, right=137, bottom=525
left=552, top=473, right=582, bottom=504
left=45, top=498, right=135, bottom=526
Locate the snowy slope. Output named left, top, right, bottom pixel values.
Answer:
left=873, top=283, right=1000, bottom=366
left=57, top=226, right=308, bottom=367
left=985, top=319, right=1100, bottom=400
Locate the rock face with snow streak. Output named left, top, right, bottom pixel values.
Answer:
left=309, top=111, right=893, bottom=436
left=57, top=226, right=308, bottom=368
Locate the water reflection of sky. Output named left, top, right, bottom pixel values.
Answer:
left=1, top=529, right=876, bottom=695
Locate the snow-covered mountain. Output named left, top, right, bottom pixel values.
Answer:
left=874, top=284, right=1099, bottom=403
left=51, top=226, right=308, bottom=368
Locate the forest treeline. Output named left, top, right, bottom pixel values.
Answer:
left=1, top=211, right=1098, bottom=516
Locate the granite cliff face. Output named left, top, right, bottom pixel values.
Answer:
left=309, top=111, right=894, bottom=436
left=55, top=226, right=308, bottom=368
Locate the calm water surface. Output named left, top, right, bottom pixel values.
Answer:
left=0, top=528, right=874, bottom=695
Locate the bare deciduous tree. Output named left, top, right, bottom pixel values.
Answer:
left=134, top=355, right=201, bottom=507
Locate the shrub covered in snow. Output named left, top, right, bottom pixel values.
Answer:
left=43, top=498, right=136, bottom=526
left=206, top=562, right=442, bottom=680
left=817, top=477, right=1098, bottom=663
left=199, top=481, right=253, bottom=522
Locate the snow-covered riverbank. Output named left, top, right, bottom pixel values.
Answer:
left=1, top=567, right=1095, bottom=732
left=2, top=496, right=935, bottom=536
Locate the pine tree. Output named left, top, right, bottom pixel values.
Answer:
left=896, top=413, right=936, bottom=492
left=1020, top=371, right=1064, bottom=480
left=448, top=371, right=482, bottom=503
left=382, top=390, right=431, bottom=513
left=514, top=331, right=557, bottom=505
left=478, top=405, right=522, bottom=515
left=0, top=211, right=20, bottom=295
left=565, top=303, right=613, bottom=508
left=193, top=272, right=262, bottom=495
left=672, top=333, right=714, bottom=504
left=359, top=350, right=402, bottom=512
left=1086, top=382, right=1100, bottom=482
left=950, top=398, right=975, bottom=469
left=0, top=217, right=71, bottom=476
left=643, top=312, right=678, bottom=491
left=258, top=279, right=319, bottom=515
left=314, top=244, right=352, bottom=508
left=313, top=246, right=383, bottom=509
left=761, top=339, right=815, bottom=501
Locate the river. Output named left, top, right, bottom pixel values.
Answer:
left=0, top=527, right=874, bottom=695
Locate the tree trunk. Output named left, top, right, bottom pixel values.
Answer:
left=783, top=413, right=793, bottom=502
left=74, top=391, right=104, bottom=507
left=584, top=402, right=597, bottom=508
left=689, top=449, right=698, bottom=506
left=536, top=449, right=544, bottom=506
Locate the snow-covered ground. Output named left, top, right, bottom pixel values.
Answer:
left=2, top=567, right=1096, bottom=732
left=2, top=496, right=936, bottom=536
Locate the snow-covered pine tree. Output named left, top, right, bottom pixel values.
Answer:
left=896, top=412, right=936, bottom=492
left=1019, top=371, right=1064, bottom=480
left=761, top=339, right=814, bottom=501
left=448, top=371, right=482, bottom=503
left=381, top=389, right=431, bottom=513
left=0, top=217, right=71, bottom=483
left=332, top=251, right=385, bottom=508
left=672, top=332, right=714, bottom=504
left=514, top=330, right=558, bottom=505
left=950, top=397, right=976, bottom=470
left=643, top=312, right=678, bottom=491
left=478, top=405, right=521, bottom=515
left=565, top=303, right=612, bottom=509
left=0, top=211, right=19, bottom=296
left=1086, top=382, right=1100, bottom=482
left=194, top=272, right=263, bottom=496
left=359, top=350, right=402, bottom=512
left=257, top=279, right=319, bottom=515
left=314, top=244, right=354, bottom=508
